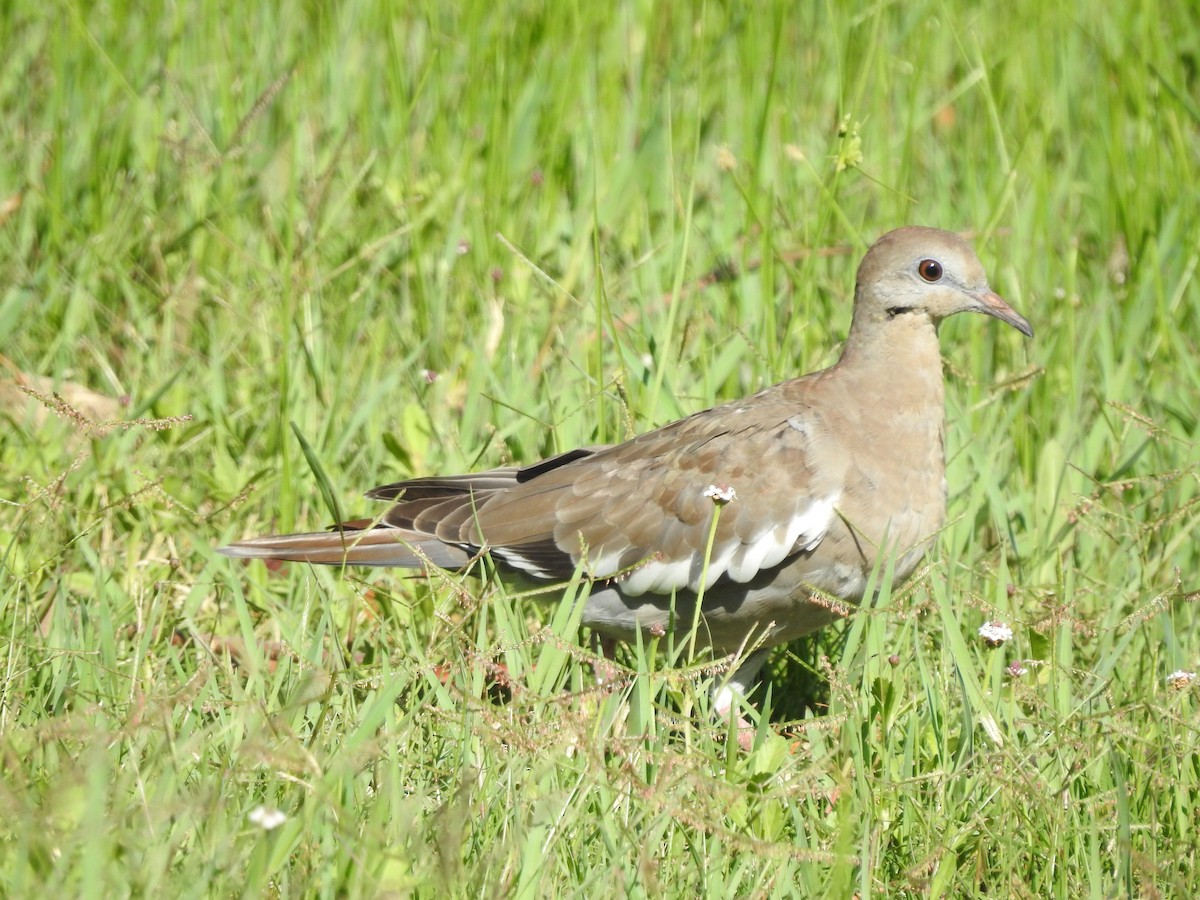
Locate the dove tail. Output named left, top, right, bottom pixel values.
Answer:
left=217, top=527, right=473, bottom=569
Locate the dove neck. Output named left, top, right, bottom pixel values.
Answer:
left=836, top=312, right=946, bottom=409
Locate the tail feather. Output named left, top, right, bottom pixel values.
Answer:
left=217, top=527, right=475, bottom=569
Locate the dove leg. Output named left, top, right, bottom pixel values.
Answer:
left=712, top=648, right=771, bottom=749
left=589, top=632, right=621, bottom=685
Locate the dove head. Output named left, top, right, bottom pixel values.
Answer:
left=849, top=226, right=1033, bottom=339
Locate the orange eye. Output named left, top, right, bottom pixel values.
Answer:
left=918, top=259, right=943, bottom=282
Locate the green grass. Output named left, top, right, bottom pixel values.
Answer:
left=2, top=0, right=1200, bottom=895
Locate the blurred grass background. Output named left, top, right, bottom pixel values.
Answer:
left=2, top=0, right=1199, bottom=895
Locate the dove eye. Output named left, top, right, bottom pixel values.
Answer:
left=918, top=259, right=943, bottom=282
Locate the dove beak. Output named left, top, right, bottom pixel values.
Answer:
left=974, top=289, right=1033, bottom=338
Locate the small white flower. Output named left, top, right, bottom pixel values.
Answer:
left=703, top=484, right=737, bottom=504
left=248, top=806, right=288, bottom=830
left=1006, top=660, right=1028, bottom=678
left=978, top=621, right=1013, bottom=648
left=1166, top=670, right=1197, bottom=690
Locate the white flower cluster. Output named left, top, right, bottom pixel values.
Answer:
left=702, top=484, right=737, bottom=504
left=978, top=621, right=1014, bottom=648
left=1166, top=670, right=1197, bottom=691
left=248, top=806, right=288, bottom=830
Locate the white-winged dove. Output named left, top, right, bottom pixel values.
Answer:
left=219, top=226, right=1032, bottom=716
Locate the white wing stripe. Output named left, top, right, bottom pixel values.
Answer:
left=607, top=494, right=838, bottom=596
left=490, top=547, right=557, bottom=579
